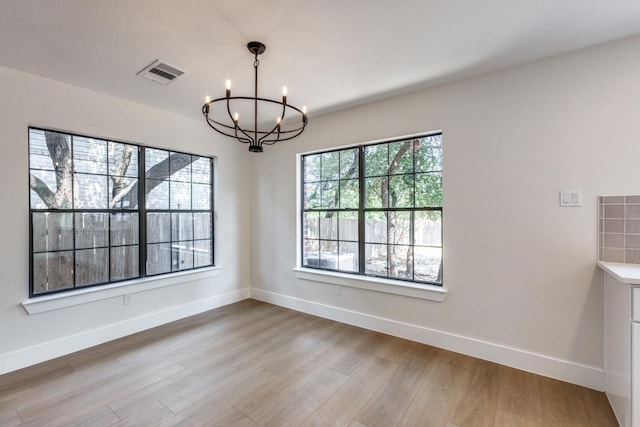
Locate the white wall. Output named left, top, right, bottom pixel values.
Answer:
left=249, top=34, right=640, bottom=390
left=0, top=65, right=251, bottom=374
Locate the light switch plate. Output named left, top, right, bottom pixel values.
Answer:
left=559, top=191, right=582, bottom=207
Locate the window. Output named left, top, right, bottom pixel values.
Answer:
left=29, top=128, right=214, bottom=297
left=144, top=148, right=213, bottom=275
left=301, top=133, right=442, bottom=285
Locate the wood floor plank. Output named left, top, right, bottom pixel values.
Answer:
left=331, top=330, right=394, bottom=376
left=493, top=409, right=541, bottom=427
left=65, top=406, right=121, bottom=427
left=0, top=363, right=76, bottom=409
left=580, top=386, right=619, bottom=426
left=0, top=408, right=21, bottom=427
left=252, top=366, right=350, bottom=427
left=188, top=308, right=307, bottom=371
left=172, top=307, right=303, bottom=370
left=355, top=343, right=440, bottom=427
left=107, top=366, right=200, bottom=419
left=375, top=335, right=421, bottom=364
left=159, top=367, right=278, bottom=426
left=68, top=354, right=124, bottom=378
left=147, top=311, right=314, bottom=418
left=0, top=357, right=71, bottom=393
left=397, top=349, right=466, bottom=427
left=539, top=376, right=590, bottom=426
left=443, top=350, right=474, bottom=369
left=17, top=360, right=184, bottom=426
left=311, top=323, right=371, bottom=369
left=160, top=364, right=268, bottom=415
left=111, top=401, right=175, bottom=427
left=159, top=316, right=321, bottom=417
left=447, top=358, right=502, bottom=427
left=207, top=407, right=256, bottom=427
left=301, top=356, right=398, bottom=427
left=232, top=354, right=328, bottom=420
left=260, top=319, right=342, bottom=374
left=496, top=366, right=542, bottom=423
left=13, top=365, right=123, bottom=423
left=162, top=304, right=295, bottom=368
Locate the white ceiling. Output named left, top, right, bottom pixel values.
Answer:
left=1, top=0, right=640, bottom=122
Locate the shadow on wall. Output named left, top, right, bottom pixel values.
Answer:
left=568, top=266, right=605, bottom=370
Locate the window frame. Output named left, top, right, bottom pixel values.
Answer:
left=299, top=132, right=443, bottom=287
left=28, top=127, right=215, bottom=298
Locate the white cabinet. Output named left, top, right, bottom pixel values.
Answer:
left=633, top=322, right=640, bottom=427
left=602, top=263, right=640, bottom=427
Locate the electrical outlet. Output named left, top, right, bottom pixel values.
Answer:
left=123, top=294, right=132, bottom=305
left=335, top=285, right=342, bottom=296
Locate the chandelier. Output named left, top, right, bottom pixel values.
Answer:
left=202, top=41, right=308, bottom=153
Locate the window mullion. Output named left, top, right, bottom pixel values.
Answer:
left=71, top=135, right=77, bottom=289
left=358, top=146, right=365, bottom=274
left=211, top=158, right=215, bottom=265
left=191, top=158, right=195, bottom=269
left=300, top=156, right=306, bottom=265
left=106, top=142, right=111, bottom=284
left=410, top=210, right=415, bottom=281
left=139, top=147, right=147, bottom=277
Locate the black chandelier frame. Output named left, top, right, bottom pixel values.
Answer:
left=202, top=41, right=308, bottom=153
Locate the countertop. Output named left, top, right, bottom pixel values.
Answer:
left=598, top=261, right=640, bottom=284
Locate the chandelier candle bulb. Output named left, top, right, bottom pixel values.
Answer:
left=225, top=80, right=231, bottom=97
left=234, top=112, right=239, bottom=122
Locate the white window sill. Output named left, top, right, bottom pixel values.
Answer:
left=22, top=267, right=222, bottom=315
left=293, top=267, right=447, bottom=302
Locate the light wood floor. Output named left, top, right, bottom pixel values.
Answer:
left=0, top=299, right=618, bottom=427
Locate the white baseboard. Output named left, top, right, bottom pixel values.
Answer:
left=250, top=287, right=605, bottom=391
left=0, top=288, right=250, bottom=375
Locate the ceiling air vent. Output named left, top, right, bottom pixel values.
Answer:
left=137, top=60, right=185, bottom=85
